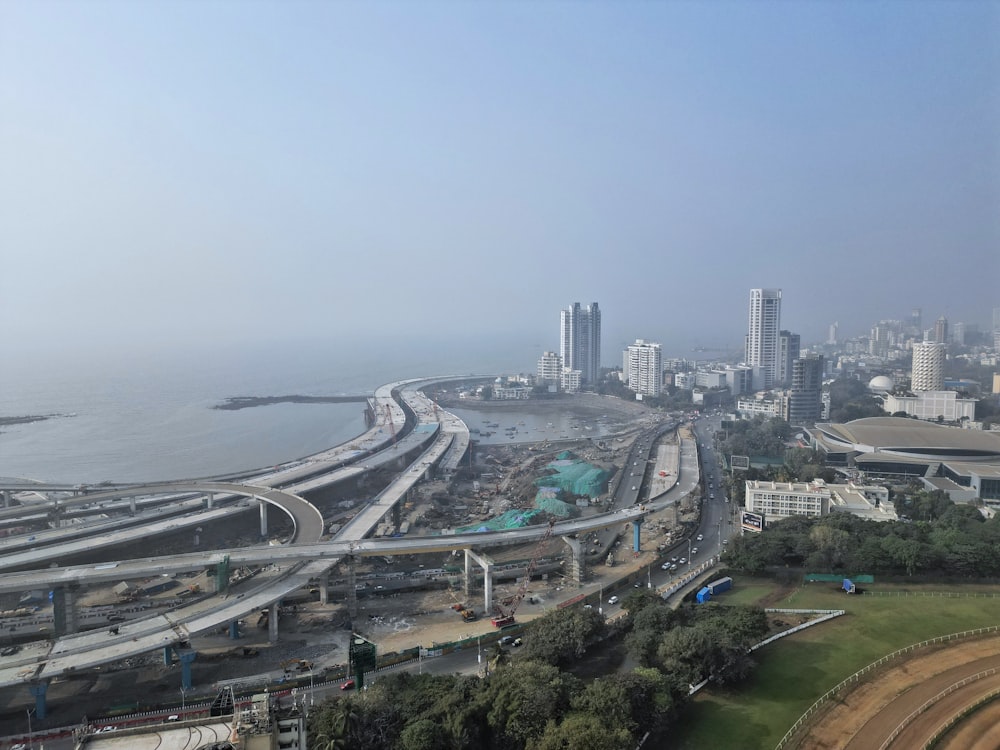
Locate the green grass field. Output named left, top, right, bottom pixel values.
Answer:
left=670, top=580, right=1000, bottom=750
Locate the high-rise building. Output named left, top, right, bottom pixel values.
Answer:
left=910, top=308, right=923, bottom=333
left=560, top=302, right=601, bottom=385
left=623, top=339, right=662, bottom=397
left=787, top=354, right=824, bottom=424
left=827, top=322, right=839, bottom=346
left=911, top=342, right=946, bottom=391
left=536, top=351, right=562, bottom=390
left=934, top=316, right=949, bottom=345
left=745, top=289, right=782, bottom=390
left=778, top=330, right=801, bottom=385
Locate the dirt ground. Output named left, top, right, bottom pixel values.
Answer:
left=795, top=634, right=1000, bottom=750
left=937, top=697, right=1000, bottom=750
left=0, top=396, right=686, bottom=735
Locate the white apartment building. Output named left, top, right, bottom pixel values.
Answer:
left=745, top=288, right=782, bottom=389
left=560, top=368, right=582, bottom=393
left=623, top=339, right=662, bottom=397
left=737, top=396, right=785, bottom=419
left=536, top=351, right=562, bottom=391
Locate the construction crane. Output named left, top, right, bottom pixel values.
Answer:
left=491, top=519, right=556, bottom=627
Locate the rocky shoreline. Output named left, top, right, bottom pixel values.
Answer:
left=213, top=395, right=368, bottom=410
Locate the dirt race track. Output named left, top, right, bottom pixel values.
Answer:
left=937, top=697, right=1000, bottom=750
left=795, top=633, right=1000, bottom=750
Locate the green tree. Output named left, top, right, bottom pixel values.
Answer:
left=521, top=606, right=606, bottom=666
left=398, top=718, right=449, bottom=750
left=530, top=713, right=632, bottom=750
left=483, top=661, right=578, bottom=750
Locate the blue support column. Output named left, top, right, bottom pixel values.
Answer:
left=178, top=650, right=197, bottom=691
left=29, top=682, right=48, bottom=720
left=163, top=646, right=173, bottom=666
left=229, top=621, right=240, bottom=639
left=632, top=518, right=642, bottom=553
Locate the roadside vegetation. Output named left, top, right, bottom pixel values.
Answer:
left=308, top=597, right=769, bottom=750
left=724, top=490, right=1000, bottom=578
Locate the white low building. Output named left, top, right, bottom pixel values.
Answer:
left=882, top=390, right=976, bottom=422
left=745, top=478, right=895, bottom=525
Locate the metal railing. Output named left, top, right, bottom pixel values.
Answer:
left=774, top=625, right=1000, bottom=750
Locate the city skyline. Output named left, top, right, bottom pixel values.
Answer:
left=1, top=2, right=997, bottom=366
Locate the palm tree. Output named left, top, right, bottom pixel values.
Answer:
left=314, top=702, right=360, bottom=750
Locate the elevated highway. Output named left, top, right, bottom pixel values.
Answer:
left=0, top=381, right=690, bottom=703
left=0, top=378, right=471, bottom=691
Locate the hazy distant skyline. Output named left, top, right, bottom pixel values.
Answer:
left=2, top=1, right=997, bottom=365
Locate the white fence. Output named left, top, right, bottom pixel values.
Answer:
left=774, top=625, right=1000, bottom=750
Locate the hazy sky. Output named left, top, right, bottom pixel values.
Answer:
left=2, top=1, right=998, bottom=362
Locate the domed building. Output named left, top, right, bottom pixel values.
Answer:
left=868, top=375, right=894, bottom=393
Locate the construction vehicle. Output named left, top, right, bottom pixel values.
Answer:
left=281, top=658, right=313, bottom=673
left=461, top=609, right=477, bottom=621
left=491, top=519, right=556, bottom=627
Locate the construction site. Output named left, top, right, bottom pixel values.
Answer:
left=0, top=394, right=705, bottom=734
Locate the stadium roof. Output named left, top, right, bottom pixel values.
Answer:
left=813, top=417, right=1000, bottom=461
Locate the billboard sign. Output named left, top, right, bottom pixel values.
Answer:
left=731, top=455, right=750, bottom=471
left=741, top=511, right=764, bottom=533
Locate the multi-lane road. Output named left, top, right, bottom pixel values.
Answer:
left=0, top=390, right=735, bottom=700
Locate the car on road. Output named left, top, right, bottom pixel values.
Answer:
left=661, top=562, right=671, bottom=570
left=608, top=595, right=619, bottom=605
left=341, top=680, right=356, bottom=691
left=670, top=555, right=678, bottom=562
left=679, top=557, right=687, bottom=564
left=631, top=486, right=636, bottom=491
left=692, top=547, right=699, bottom=556
left=696, top=534, right=703, bottom=541
left=512, top=638, right=523, bottom=647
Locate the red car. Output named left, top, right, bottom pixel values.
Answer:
left=340, top=680, right=355, bottom=691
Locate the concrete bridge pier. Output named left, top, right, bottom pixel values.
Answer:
left=29, top=682, right=48, bottom=720
left=464, top=549, right=495, bottom=615
left=129, top=497, right=137, bottom=514
left=163, top=646, right=173, bottom=666
left=268, top=603, right=280, bottom=643
left=632, top=518, right=643, bottom=553
left=562, top=536, right=585, bottom=583
left=391, top=501, right=402, bottom=530
left=345, top=557, right=359, bottom=618
left=229, top=621, right=241, bottom=639
left=259, top=499, right=268, bottom=539
left=206, top=492, right=215, bottom=509
left=52, top=585, right=80, bottom=636
left=3, top=490, right=11, bottom=508
left=177, top=649, right=197, bottom=690
left=318, top=573, right=330, bottom=605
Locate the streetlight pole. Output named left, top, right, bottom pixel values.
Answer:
left=26, top=708, right=33, bottom=750
left=687, top=538, right=692, bottom=570
left=308, top=670, right=314, bottom=707
left=180, top=686, right=187, bottom=712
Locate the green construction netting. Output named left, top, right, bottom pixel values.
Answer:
left=457, top=508, right=547, bottom=533
left=534, top=454, right=610, bottom=499
left=534, top=486, right=580, bottom=518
